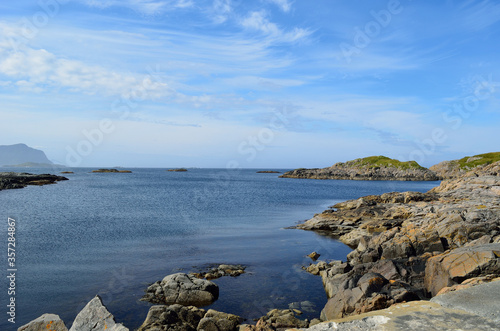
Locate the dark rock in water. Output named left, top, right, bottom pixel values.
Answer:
left=168, top=168, right=188, bottom=172
left=280, top=156, right=440, bottom=181
left=307, top=252, right=320, bottom=261
left=18, top=314, right=68, bottom=331
left=69, top=295, right=128, bottom=331
left=92, top=169, right=132, bottom=173
left=191, top=264, right=246, bottom=280
left=142, top=273, right=219, bottom=307
left=0, top=172, right=68, bottom=191
left=138, top=305, right=206, bottom=331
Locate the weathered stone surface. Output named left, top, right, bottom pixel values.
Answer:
left=69, top=296, right=128, bottom=331
left=142, top=273, right=219, bottom=307
left=424, top=243, right=500, bottom=296
left=288, top=300, right=499, bottom=331
left=0, top=172, right=68, bottom=190
left=197, top=309, right=243, bottom=331
left=18, top=314, right=68, bottom=331
left=430, top=279, right=500, bottom=323
left=138, top=304, right=206, bottom=331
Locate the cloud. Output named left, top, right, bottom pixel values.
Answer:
left=212, top=0, right=232, bottom=23
left=241, top=11, right=311, bottom=43
left=0, top=43, right=174, bottom=99
left=80, top=0, right=193, bottom=15
left=265, top=0, right=292, bottom=13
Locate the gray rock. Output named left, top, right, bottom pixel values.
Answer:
left=18, top=314, right=68, bottom=331
left=69, top=296, right=128, bottom=331
left=142, top=273, right=219, bottom=307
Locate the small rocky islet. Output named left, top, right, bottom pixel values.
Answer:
left=15, top=153, right=500, bottom=330
left=0, top=172, right=68, bottom=190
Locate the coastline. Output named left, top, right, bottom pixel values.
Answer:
left=8, top=165, right=495, bottom=327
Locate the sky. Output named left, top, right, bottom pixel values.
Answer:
left=0, top=0, right=499, bottom=168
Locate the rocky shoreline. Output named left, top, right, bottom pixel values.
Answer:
left=0, top=172, right=68, bottom=191
left=295, top=161, right=500, bottom=323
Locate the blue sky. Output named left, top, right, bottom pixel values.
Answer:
left=1, top=0, right=499, bottom=168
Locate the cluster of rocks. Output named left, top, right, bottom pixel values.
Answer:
left=296, top=161, right=500, bottom=322
left=0, top=172, right=68, bottom=190
left=190, top=264, right=246, bottom=280
left=280, top=162, right=440, bottom=181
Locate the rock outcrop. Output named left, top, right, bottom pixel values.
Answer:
left=430, top=152, right=500, bottom=179
left=18, top=314, right=68, bottom=331
left=0, top=172, right=68, bottom=191
left=142, top=273, right=219, bottom=307
left=69, top=296, right=128, bottom=331
left=294, top=161, right=500, bottom=321
left=280, top=156, right=440, bottom=181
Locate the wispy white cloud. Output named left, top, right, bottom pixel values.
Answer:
left=212, top=0, right=232, bottom=24
left=80, top=0, right=193, bottom=15
left=265, top=0, right=293, bottom=13
left=241, top=11, right=311, bottom=43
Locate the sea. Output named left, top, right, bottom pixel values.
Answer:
left=0, top=168, right=440, bottom=330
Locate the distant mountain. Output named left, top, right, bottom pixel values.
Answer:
left=0, top=143, right=53, bottom=166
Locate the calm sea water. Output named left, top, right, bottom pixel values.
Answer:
left=0, top=168, right=439, bottom=330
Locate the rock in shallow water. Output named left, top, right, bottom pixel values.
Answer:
left=142, top=272, right=219, bottom=307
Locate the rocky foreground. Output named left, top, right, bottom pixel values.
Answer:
left=0, top=172, right=68, bottom=190
left=280, top=156, right=440, bottom=181
left=296, top=161, right=500, bottom=323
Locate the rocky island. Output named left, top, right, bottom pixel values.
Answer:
left=167, top=168, right=188, bottom=172
left=0, top=172, right=68, bottom=191
left=280, top=156, right=440, bottom=181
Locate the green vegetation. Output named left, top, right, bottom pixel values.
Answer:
left=455, top=152, right=500, bottom=170
left=340, top=156, right=427, bottom=170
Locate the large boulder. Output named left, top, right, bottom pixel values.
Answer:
left=18, top=314, right=68, bottom=331
left=425, top=244, right=500, bottom=296
left=69, top=296, right=128, bottom=331
left=138, top=304, right=206, bottom=331
left=142, top=273, right=219, bottom=307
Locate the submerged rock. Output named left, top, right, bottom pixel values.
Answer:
left=142, top=273, right=219, bottom=307
left=138, top=305, right=206, bottom=331
left=191, top=264, right=246, bottom=280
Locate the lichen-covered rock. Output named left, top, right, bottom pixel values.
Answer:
left=142, top=273, right=219, bottom=307
left=138, top=305, right=206, bottom=331
left=18, top=314, right=68, bottom=331
left=69, top=296, right=128, bottom=331
left=197, top=309, right=242, bottom=331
